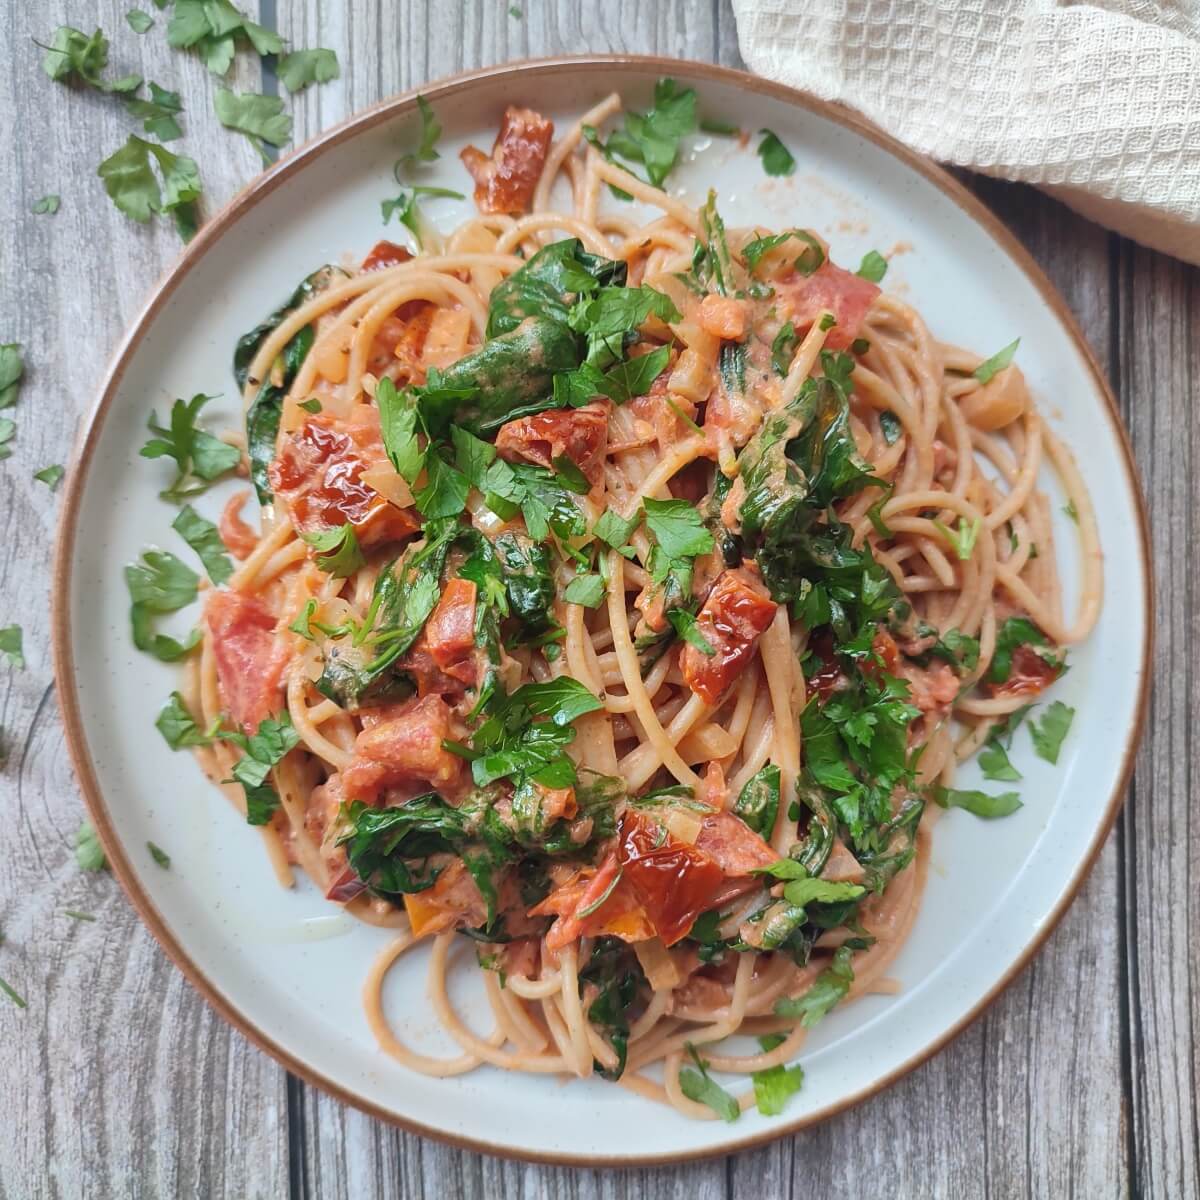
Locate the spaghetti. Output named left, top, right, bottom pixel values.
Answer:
left=176, top=91, right=1101, bottom=1121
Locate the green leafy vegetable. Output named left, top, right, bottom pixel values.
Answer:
left=973, top=338, right=1020, bottom=384
left=124, top=82, right=184, bottom=142
left=752, top=1058, right=804, bottom=1116
left=124, top=549, right=200, bottom=661
left=398, top=95, right=442, bottom=171
left=140, top=394, right=239, bottom=501
left=679, top=1045, right=740, bottom=1122
left=380, top=185, right=465, bottom=248
left=856, top=250, right=888, bottom=283
left=581, top=938, right=643, bottom=1078
left=32, top=195, right=60, bottom=215
left=214, top=88, right=292, bottom=161
left=300, top=524, right=366, bottom=579
left=167, top=0, right=282, bottom=76
left=155, top=692, right=213, bottom=749
left=595, top=78, right=697, bottom=188
left=172, top=505, right=234, bottom=585
left=0, top=626, right=24, bottom=669
left=277, top=48, right=340, bottom=92
left=98, top=135, right=201, bottom=239
left=1029, top=700, right=1075, bottom=765
left=774, top=943, right=855, bottom=1025
left=593, top=508, right=638, bottom=555
left=218, top=713, right=301, bottom=825
left=563, top=573, right=606, bottom=608
left=642, top=497, right=714, bottom=561
left=34, top=464, right=64, bottom=490
left=734, top=764, right=780, bottom=840
left=75, top=821, right=107, bottom=871
left=148, top=841, right=171, bottom=868
left=756, top=129, right=796, bottom=177
left=0, top=344, right=23, bottom=410
left=934, top=786, right=1022, bottom=819
left=40, top=26, right=142, bottom=93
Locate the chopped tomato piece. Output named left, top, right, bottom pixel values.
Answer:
left=681, top=568, right=778, bottom=705
left=990, top=643, right=1062, bottom=698
left=361, top=240, right=413, bottom=272
left=697, top=294, right=747, bottom=340
left=460, top=106, right=554, bottom=214
left=776, top=261, right=880, bottom=351
left=403, top=858, right=488, bottom=937
left=533, top=854, right=655, bottom=951
left=304, top=773, right=365, bottom=902
left=420, top=578, right=478, bottom=685
left=494, top=402, right=609, bottom=486
left=219, top=490, right=259, bottom=560
left=342, top=695, right=465, bottom=802
left=371, top=303, right=435, bottom=378
left=204, top=589, right=288, bottom=733
left=694, top=811, right=777, bottom=875
left=268, top=413, right=419, bottom=546
left=618, top=810, right=726, bottom=946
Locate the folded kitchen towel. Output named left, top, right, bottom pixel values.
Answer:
left=731, top=0, right=1200, bottom=265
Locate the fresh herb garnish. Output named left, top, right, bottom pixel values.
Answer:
left=743, top=230, right=824, bottom=276
left=593, top=78, right=697, bottom=188
left=666, top=608, right=715, bottom=656
left=563, top=573, right=606, bottom=609
left=856, top=250, right=888, bottom=283
left=277, top=48, right=340, bottom=92
left=98, top=135, right=202, bottom=240
left=756, top=129, right=796, bottom=177
left=33, top=464, right=64, bottom=490
left=300, top=524, right=366, bottom=579
left=1030, top=700, right=1075, bottom=765
left=148, top=841, right=171, bottom=869
left=1, top=344, right=25, bottom=411
left=933, top=515, right=981, bottom=561
left=734, top=764, right=780, bottom=840
left=124, top=82, right=184, bottom=142
left=75, top=821, right=107, bottom=871
left=156, top=692, right=214, bottom=749
left=398, top=95, right=442, bottom=171
left=988, top=616, right=1057, bottom=685
left=140, top=394, right=239, bottom=500
left=774, top=943, right=855, bottom=1025
left=172, top=504, right=234, bottom=585
left=126, top=10, right=154, bottom=33
left=934, top=786, right=1022, bottom=818
left=973, top=338, right=1020, bottom=385
left=64, top=910, right=96, bottom=922
left=124, top=549, right=200, bottom=661
left=1063, top=498, right=1079, bottom=523
left=0, top=626, right=24, bottom=669
left=32, top=195, right=61, bottom=215
left=642, top=497, right=714, bottom=561
left=218, top=713, right=301, bottom=825
left=39, top=26, right=142, bottom=93
left=879, top=411, right=902, bottom=444
left=214, top=88, right=292, bottom=162
left=752, top=1057, right=804, bottom=1116
left=166, top=0, right=283, bottom=76
left=679, top=1044, right=740, bottom=1122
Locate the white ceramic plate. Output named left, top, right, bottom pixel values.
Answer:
left=55, top=58, right=1150, bottom=1164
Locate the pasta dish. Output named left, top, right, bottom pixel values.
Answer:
left=160, top=88, right=1101, bottom=1121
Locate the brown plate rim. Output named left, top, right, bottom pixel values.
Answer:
left=51, top=53, right=1154, bottom=1167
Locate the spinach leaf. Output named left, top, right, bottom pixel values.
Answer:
left=733, top=764, right=780, bottom=839
left=580, top=937, right=644, bottom=1079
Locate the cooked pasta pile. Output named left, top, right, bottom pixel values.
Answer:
left=168, top=88, right=1101, bottom=1121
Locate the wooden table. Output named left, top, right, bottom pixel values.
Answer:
left=1, top=2, right=1193, bottom=1196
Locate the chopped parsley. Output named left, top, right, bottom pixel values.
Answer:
left=756, top=129, right=796, bottom=177
left=300, top=524, right=365, bottom=579
left=0, top=626, right=24, bottom=670
left=214, top=88, right=292, bottom=163
left=398, top=95, right=442, bottom=171
left=140, top=394, right=240, bottom=501
left=218, top=713, right=301, bottom=825
left=973, top=338, right=1020, bottom=384
left=98, top=136, right=202, bottom=240
left=172, top=504, right=234, bottom=585
left=148, top=842, right=171, bottom=869
left=856, top=250, right=888, bottom=283
left=32, top=195, right=60, bottom=216
left=679, top=1044, right=740, bottom=1122
left=75, top=821, right=107, bottom=871
left=277, top=48, right=340, bottom=93
left=34, top=464, right=64, bottom=489
left=1030, top=700, right=1075, bottom=765
left=774, top=944, right=855, bottom=1026
left=934, top=786, right=1022, bottom=819
left=124, top=549, right=200, bottom=661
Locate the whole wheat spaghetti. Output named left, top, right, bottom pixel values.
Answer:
left=173, top=90, right=1101, bottom=1121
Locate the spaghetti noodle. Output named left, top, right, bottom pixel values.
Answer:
left=175, top=91, right=1101, bottom=1121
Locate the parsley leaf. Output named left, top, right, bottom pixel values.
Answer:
left=752, top=1058, right=804, bottom=1116
left=124, top=549, right=200, bottom=661
left=167, top=0, right=281, bottom=75
left=771, top=321, right=798, bottom=376
left=642, top=497, right=713, bottom=561
left=2, top=344, right=27, bottom=408
left=933, top=515, right=981, bottom=561
left=218, top=713, right=301, bottom=825
left=32, top=195, right=60, bottom=215
left=39, top=26, right=141, bottom=93
left=600, top=78, right=697, bottom=188
left=568, top=285, right=681, bottom=369
left=380, top=185, right=464, bottom=248
left=147, top=841, right=171, bottom=869
left=98, top=135, right=202, bottom=240
left=172, top=504, right=234, bottom=585
left=978, top=740, right=1021, bottom=782
left=988, top=616, right=1049, bottom=684
left=127, top=10, right=154, bottom=33
left=1030, top=700, right=1075, bottom=765
left=934, top=786, right=1022, bottom=818
left=667, top=608, right=715, bottom=656
left=155, top=692, right=213, bottom=749
left=75, top=820, right=107, bottom=871
left=300, top=524, right=365, bottom=578
left=34, top=464, right=64, bottom=490
left=0, top=418, right=15, bottom=461
left=593, top=508, right=638, bottom=554
left=277, top=48, right=340, bottom=92
left=774, top=943, right=855, bottom=1025
left=743, top=229, right=824, bottom=277
left=563, top=573, right=606, bottom=608
left=214, top=88, right=292, bottom=162
left=399, top=95, right=442, bottom=171
left=0, top=626, right=24, bottom=669
left=756, top=129, right=796, bottom=177
left=857, top=250, right=888, bottom=283
left=124, top=82, right=184, bottom=142
left=973, top=338, right=1020, bottom=384
left=679, top=1045, right=740, bottom=1122
left=140, top=394, right=239, bottom=500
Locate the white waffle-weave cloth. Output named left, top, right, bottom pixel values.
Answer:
left=732, top=0, right=1200, bottom=264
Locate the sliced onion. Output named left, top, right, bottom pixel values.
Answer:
left=633, top=937, right=680, bottom=992
left=360, top=461, right=414, bottom=509
left=664, top=807, right=702, bottom=845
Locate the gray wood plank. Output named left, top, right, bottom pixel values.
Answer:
left=1117, top=235, right=1200, bottom=1199
left=0, top=4, right=288, bottom=1198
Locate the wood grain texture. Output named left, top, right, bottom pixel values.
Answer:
left=0, top=1, right=1194, bottom=1197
